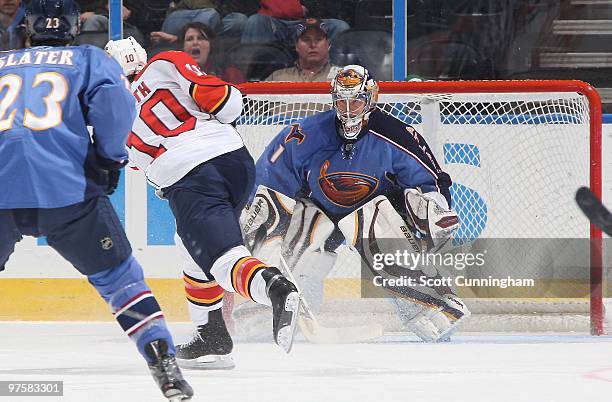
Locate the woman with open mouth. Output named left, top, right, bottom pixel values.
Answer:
left=180, top=22, right=214, bottom=71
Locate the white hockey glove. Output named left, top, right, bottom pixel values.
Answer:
left=404, top=188, right=459, bottom=252
left=105, top=36, right=147, bottom=77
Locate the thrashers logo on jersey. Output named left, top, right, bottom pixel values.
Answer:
left=284, top=123, right=306, bottom=144
left=318, top=160, right=379, bottom=208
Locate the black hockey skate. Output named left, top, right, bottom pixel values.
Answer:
left=145, top=339, right=194, bottom=401
left=262, top=267, right=301, bottom=353
left=175, top=309, right=235, bottom=370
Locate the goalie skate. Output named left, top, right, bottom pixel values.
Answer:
left=394, top=295, right=471, bottom=342
left=175, top=310, right=235, bottom=370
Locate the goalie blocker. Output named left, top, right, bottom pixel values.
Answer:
left=240, top=186, right=337, bottom=313
left=241, top=186, right=470, bottom=342
left=239, top=186, right=383, bottom=343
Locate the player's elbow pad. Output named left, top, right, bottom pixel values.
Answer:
left=214, top=86, right=243, bottom=124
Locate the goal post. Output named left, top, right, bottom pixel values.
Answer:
left=237, top=80, right=604, bottom=335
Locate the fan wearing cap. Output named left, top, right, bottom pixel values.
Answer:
left=265, top=18, right=340, bottom=82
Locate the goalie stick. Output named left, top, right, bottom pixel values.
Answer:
left=278, top=255, right=384, bottom=343
left=575, top=187, right=612, bottom=236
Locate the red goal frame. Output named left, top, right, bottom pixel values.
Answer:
left=238, top=80, right=604, bottom=335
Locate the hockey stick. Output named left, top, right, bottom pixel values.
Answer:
left=576, top=187, right=612, bottom=236
left=278, top=254, right=384, bottom=343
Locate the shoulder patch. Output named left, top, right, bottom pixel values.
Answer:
left=284, top=123, right=306, bottom=145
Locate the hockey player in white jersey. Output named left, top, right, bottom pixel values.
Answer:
left=174, top=64, right=471, bottom=367
left=104, top=37, right=301, bottom=367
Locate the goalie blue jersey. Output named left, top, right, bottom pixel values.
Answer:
left=256, top=109, right=452, bottom=217
left=0, top=45, right=136, bottom=208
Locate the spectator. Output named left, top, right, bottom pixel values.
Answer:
left=121, top=0, right=174, bottom=35
left=241, top=0, right=349, bottom=45
left=265, top=18, right=340, bottom=82
left=150, top=22, right=246, bottom=84
left=159, top=0, right=257, bottom=40
left=78, top=0, right=109, bottom=31
left=0, top=0, right=25, bottom=50
left=78, top=0, right=145, bottom=45
left=182, top=22, right=215, bottom=71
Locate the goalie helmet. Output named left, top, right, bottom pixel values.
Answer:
left=105, top=36, right=148, bottom=77
left=331, top=65, right=379, bottom=140
left=26, top=0, right=80, bottom=45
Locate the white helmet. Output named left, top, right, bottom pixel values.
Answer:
left=331, top=65, right=379, bottom=140
left=104, top=36, right=147, bottom=77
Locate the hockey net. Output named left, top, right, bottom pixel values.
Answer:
left=236, top=80, right=604, bottom=335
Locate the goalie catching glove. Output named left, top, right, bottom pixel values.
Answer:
left=404, top=188, right=459, bottom=252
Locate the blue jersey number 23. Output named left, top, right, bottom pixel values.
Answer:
left=0, top=72, right=68, bottom=131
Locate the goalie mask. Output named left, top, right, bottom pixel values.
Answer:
left=105, top=36, right=147, bottom=77
left=331, top=65, right=379, bottom=140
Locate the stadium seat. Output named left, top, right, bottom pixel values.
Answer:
left=74, top=31, right=109, bottom=49
left=223, top=43, right=295, bottom=82
left=146, top=41, right=181, bottom=58
left=329, top=29, right=392, bottom=80
left=127, top=0, right=170, bottom=34
left=353, top=0, right=393, bottom=31
left=407, top=35, right=493, bottom=80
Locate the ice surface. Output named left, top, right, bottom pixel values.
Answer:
left=1, top=322, right=612, bottom=402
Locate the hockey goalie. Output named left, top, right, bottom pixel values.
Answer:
left=176, top=65, right=470, bottom=368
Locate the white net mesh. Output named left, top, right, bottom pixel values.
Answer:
left=236, top=84, right=597, bottom=334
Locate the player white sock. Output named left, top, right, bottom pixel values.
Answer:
left=249, top=270, right=271, bottom=306
left=210, top=245, right=271, bottom=306
left=183, top=271, right=224, bottom=326
left=176, top=233, right=225, bottom=326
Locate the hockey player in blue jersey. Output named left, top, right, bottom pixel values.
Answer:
left=0, top=0, right=192, bottom=400
left=244, top=64, right=471, bottom=342
left=176, top=65, right=471, bottom=367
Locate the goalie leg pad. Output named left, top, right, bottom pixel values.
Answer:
left=233, top=202, right=338, bottom=340
left=338, top=195, right=423, bottom=269
left=240, top=185, right=295, bottom=258
left=281, top=198, right=335, bottom=268
left=338, top=195, right=470, bottom=341
left=291, top=250, right=337, bottom=312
